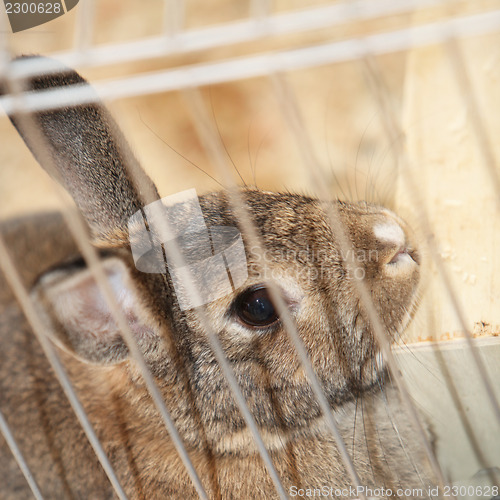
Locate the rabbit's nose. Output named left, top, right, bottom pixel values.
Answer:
left=372, top=218, right=419, bottom=268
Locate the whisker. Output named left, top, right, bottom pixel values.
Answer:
left=209, top=89, right=247, bottom=187
left=138, top=112, right=225, bottom=189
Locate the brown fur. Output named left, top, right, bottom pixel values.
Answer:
left=0, top=57, right=433, bottom=499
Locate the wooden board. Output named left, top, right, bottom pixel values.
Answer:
left=399, top=21, right=500, bottom=343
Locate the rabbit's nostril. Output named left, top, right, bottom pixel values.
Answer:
left=372, top=221, right=418, bottom=268
left=373, top=221, right=405, bottom=248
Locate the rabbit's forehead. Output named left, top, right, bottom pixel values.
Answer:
left=198, top=189, right=389, bottom=244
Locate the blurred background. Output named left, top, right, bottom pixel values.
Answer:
left=0, top=0, right=419, bottom=219
left=1, top=0, right=499, bottom=340
left=1, top=1, right=499, bottom=488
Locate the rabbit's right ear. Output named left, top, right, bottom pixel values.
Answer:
left=33, top=257, right=160, bottom=365
left=3, top=55, right=159, bottom=247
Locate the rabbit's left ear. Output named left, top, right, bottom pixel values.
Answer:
left=3, top=55, right=159, bottom=248
left=34, top=257, right=160, bottom=365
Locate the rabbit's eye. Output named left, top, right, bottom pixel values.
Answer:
left=234, top=286, right=279, bottom=328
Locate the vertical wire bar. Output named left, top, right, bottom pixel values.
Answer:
left=163, top=0, right=184, bottom=38
left=0, top=17, right=120, bottom=500
left=0, top=235, right=128, bottom=500
left=345, top=0, right=500, bottom=425
left=359, top=51, right=500, bottom=425
left=141, top=223, right=289, bottom=499
left=188, top=308, right=290, bottom=500
left=269, top=72, right=449, bottom=496
left=54, top=79, right=288, bottom=497
left=0, top=407, right=44, bottom=500
left=58, top=206, right=210, bottom=500
left=3, top=4, right=497, bottom=500
left=446, top=38, right=500, bottom=212
left=73, top=0, right=95, bottom=54
left=250, top=0, right=272, bottom=21
left=128, top=206, right=290, bottom=498
left=182, top=87, right=367, bottom=497
left=441, top=11, right=500, bottom=213
left=376, top=384, right=429, bottom=491
left=137, top=96, right=290, bottom=500
left=67, top=86, right=288, bottom=496
left=5, top=71, right=209, bottom=500
left=0, top=2, right=10, bottom=71
left=6, top=64, right=286, bottom=497
left=430, top=341, right=499, bottom=487
left=134, top=87, right=294, bottom=499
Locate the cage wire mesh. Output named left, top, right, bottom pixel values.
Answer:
left=0, top=0, right=499, bottom=499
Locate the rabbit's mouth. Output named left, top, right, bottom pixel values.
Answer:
left=387, top=245, right=419, bottom=266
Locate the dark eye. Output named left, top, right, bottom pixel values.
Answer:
left=234, top=286, right=279, bottom=328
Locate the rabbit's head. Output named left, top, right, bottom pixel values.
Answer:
left=7, top=57, right=420, bottom=455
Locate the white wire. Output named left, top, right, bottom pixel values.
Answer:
left=444, top=37, right=500, bottom=212
left=0, top=407, right=44, bottom=500
left=60, top=205, right=210, bottom=500
left=162, top=0, right=184, bottom=38
left=2, top=1, right=499, bottom=496
left=2, top=10, right=500, bottom=116
left=2, top=76, right=210, bottom=500
left=182, top=87, right=367, bottom=497
left=357, top=46, right=500, bottom=425
left=73, top=0, right=95, bottom=54
left=5, top=0, right=455, bottom=73
left=0, top=234, right=129, bottom=500
left=102, top=86, right=290, bottom=498
left=250, top=0, right=272, bottom=20
left=269, top=72, right=448, bottom=495
left=0, top=0, right=11, bottom=73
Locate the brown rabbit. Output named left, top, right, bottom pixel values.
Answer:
left=0, top=56, right=434, bottom=499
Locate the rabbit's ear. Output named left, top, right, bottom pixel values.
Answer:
left=4, top=55, right=159, bottom=247
left=34, top=258, right=159, bottom=365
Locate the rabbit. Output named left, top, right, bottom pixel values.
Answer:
left=0, top=56, right=435, bottom=499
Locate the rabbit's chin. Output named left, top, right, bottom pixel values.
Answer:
left=208, top=369, right=390, bottom=457
left=358, top=350, right=386, bottom=387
